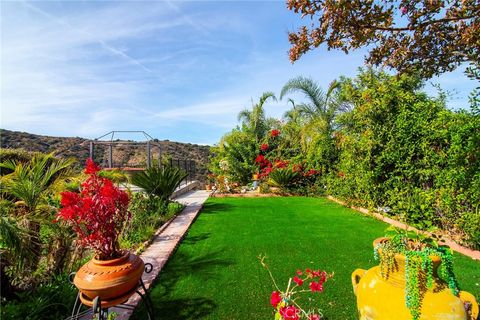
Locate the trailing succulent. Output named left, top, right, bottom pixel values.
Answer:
left=373, top=227, right=459, bottom=320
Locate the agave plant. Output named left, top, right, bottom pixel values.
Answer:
left=131, top=166, right=188, bottom=202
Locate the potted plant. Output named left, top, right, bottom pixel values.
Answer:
left=57, top=159, right=144, bottom=305
left=206, top=173, right=215, bottom=191
left=352, top=227, right=479, bottom=320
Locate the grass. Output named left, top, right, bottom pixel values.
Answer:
left=133, top=197, right=480, bottom=320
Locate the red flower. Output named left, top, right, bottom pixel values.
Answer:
left=309, top=281, right=324, bottom=292
left=255, top=154, right=265, bottom=164
left=271, top=129, right=280, bottom=137
left=308, top=314, right=321, bottom=320
left=275, top=160, right=289, bottom=168
left=270, top=291, right=282, bottom=308
left=57, top=159, right=130, bottom=260
left=85, top=158, right=101, bottom=174
left=296, top=270, right=303, bottom=276
left=279, top=305, right=299, bottom=320
left=260, top=143, right=269, bottom=151
left=293, top=276, right=303, bottom=286
left=292, top=164, right=303, bottom=173
left=255, top=155, right=265, bottom=163
left=263, top=167, right=273, bottom=175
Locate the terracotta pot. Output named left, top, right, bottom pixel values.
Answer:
left=352, top=238, right=479, bottom=320
left=74, top=251, right=144, bottom=301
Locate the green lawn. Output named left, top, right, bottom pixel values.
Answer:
left=133, top=197, right=480, bottom=320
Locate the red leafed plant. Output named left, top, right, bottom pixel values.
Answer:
left=260, top=255, right=333, bottom=320
left=57, top=159, right=130, bottom=260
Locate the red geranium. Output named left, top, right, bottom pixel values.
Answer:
left=271, top=129, right=280, bottom=137
left=260, top=143, right=269, bottom=151
left=57, top=159, right=130, bottom=260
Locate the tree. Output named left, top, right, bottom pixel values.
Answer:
left=287, top=0, right=480, bottom=79
left=238, top=92, right=277, bottom=142
left=280, top=77, right=342, bottom=132
left=280, top=77, right=344, bottom=170
left=1, top=154, right=75, bottom=271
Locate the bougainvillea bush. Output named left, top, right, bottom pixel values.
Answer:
left=260, top=256, right=332, bottom=320
left=57, top=159, right=130, bottom=260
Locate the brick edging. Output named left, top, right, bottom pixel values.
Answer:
left=327, top=195, right=480, bottom=261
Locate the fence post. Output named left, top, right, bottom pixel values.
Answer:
left=108, top=144, right=113, bottom=168
left=146, top=141, right=151, bottom=169
left=89, top=141, right=94, bottom=161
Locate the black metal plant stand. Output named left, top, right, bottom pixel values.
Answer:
left=66, top=263, right=155, bottom=320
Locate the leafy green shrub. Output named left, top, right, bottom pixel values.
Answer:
left=1, top=274, right=77, bottom=320
left=131, top=166, right=188, bottom=201
left=0, top=149, right=42, bottom=176
left=167, top=201, right=185, bottom=216
left=98, top=169, right=129, bottom=184
left=120, top=193, right=184, bottom=249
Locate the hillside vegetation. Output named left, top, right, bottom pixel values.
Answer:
left=0, top=129, right=210, bottom=181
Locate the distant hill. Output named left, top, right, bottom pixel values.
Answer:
left=0, top=129, right=211, bottom=182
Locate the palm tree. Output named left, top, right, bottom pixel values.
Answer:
left=280, top=77, right=341, bottom=133
left=1, top=154, right=75, bottom=271
left=237, top=91, right=277, bottom=142
left=280, top=77, right=346, bottom=170
left=0, top=207, right=33, bottom=300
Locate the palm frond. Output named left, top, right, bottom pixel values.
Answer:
left=131, top=166, right=188, bottom=202
left=280, top=76, right=326, bottom=115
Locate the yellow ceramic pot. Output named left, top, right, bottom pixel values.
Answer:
left=351, top=238, right=479, bottom=320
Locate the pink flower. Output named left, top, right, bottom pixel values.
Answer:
left=296, top=270, right=303, bottom=276
left=308, top=314, right=321, bottom=320
left=400, top=6, right=407, bottom=14
left=260, top=143, right=269, bottom=151
left=271, top=129, right=280, bottom=137
left=270, top=291, right=282, bottom=308
left=293, top=276, right=303, bottom=286
left=279, top=305, right=300, bottom=320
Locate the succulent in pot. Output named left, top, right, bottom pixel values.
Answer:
left=57, top=159, right=144, bottom=305
left=352, top=227, right=479, bottom=320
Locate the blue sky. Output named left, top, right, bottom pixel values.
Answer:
left=1, top=1, right=476, bottom=145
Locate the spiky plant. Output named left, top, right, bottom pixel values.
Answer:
left=1, top=154, right=75, bottom=270
left=268, top=169, right=299, bottom=191
left=131, top=166, right=188, bottom=202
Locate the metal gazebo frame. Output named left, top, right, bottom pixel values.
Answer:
left=89, top=131, right=161, bottom=169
